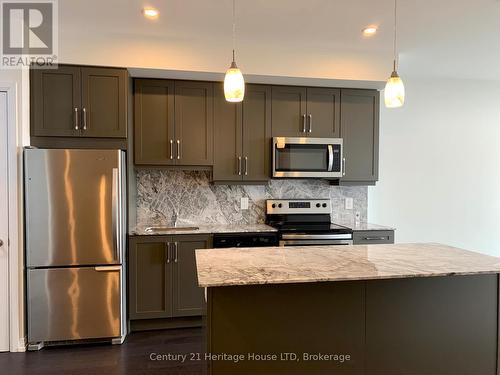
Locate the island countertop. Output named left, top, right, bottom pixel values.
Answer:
left=195, top=243, right=500, bottom=287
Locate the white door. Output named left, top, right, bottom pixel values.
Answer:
left=0, top=91, right=9, bottom=352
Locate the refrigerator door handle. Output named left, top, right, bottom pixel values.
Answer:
left=112, top=168, right=119, bottom=263
left=95, top=265, right=121, bottom=272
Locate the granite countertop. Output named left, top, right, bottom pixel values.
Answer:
left=130, top=223, right=278, bottom=236
left=195, top=243, right=500, bottom=287
left=333, top=220, right=395, bottom=231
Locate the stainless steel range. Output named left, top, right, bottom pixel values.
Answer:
left=265, top=199, right=353, bottom=246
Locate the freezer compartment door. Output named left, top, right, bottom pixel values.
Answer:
left=28, top=267, right=122, bottom=343
left=25, top=149, right=125, bottom=267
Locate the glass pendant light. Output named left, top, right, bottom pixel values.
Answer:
left=385, top=0, right=405, bottom=108
left=224, top=0, right=245, bottom=102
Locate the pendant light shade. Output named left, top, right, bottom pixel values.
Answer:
left=224, top=0, right=244, bottom=102
left=224, top=56, right=245, bottom=102
left=385, top=0, right=405, bottom=108
left=384, top=69, right=405, bottom=108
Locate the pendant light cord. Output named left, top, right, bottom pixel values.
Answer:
left=232, top=0, right=236, bottom=63
left=393, top=0, right=398, bottom=72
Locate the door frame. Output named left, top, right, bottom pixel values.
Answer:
left=0, top=82, right=23, bottom=352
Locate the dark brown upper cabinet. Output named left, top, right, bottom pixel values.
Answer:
left=30, top=65, right=127, bottom=139
left=213, top=84, right=271, bottom=183
left=306, top=88, right=340, bottom=137
left=271, top=86, right=340, bottom=138
left=80, top=67, right=127, bottom=138
left=134, top=79, right=175, bottom=165
left=271, top=86, right=307, bottom=137
left=340, top=89, right=380, bottom=184
left=134, top=79, right=214, bottom=166
left=174, top=81, right=214, bottom=166
left=128, top=234, right=210, bottom=320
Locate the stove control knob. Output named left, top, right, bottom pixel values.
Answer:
left=316, top=203, right=321, bottom=208
left=272, top=203, right=276, bottom=208
left=278, top=203, right=283, bottom=208
left=322, top=203, right=327, bottom=208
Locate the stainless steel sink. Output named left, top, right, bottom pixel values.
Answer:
left=145, top=226, right=199, bottom=233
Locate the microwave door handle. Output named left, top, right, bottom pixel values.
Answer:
left=327, top=145, right=334, bottom=172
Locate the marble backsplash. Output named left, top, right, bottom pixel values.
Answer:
left=135, top=170, right=367, bottom=227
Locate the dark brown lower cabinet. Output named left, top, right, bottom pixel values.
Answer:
left=128, top=234, right=211, bottom=321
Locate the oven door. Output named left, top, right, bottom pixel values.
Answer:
left=279, top=233, right=353, bottom=247
left=273, top=137, right=343, bottom=178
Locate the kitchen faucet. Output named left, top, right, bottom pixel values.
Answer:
left=171, top=211, right=178, bottom=227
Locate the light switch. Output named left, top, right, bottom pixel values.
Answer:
left=345, top=197, right=353, bottom=210
left=240, top=197, right=249, bottom=210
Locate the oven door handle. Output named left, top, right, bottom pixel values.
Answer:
left=327, top=144, right=334, bottom=172
left=279, top=239, right=353, bottom=246
left=281, top=233, right=352, bottom=240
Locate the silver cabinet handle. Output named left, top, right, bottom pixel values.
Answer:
left=169, top=140, right=173, bottom=160
left=174, top=242, right=178, bottom=263
left=364, top=237, right=389, bottom=241
left=95, top=266, right=121, bottom=272
left=165, top=242, right=171, bottom=263
left=176, top=140, right=181, bottom=160
left=302, top=114, right=306, bottom=133
left=237, top=156, right=242, bottom=176
left=342, top=157, right=346, bottom=176
left=244, top=157, right=248, bottom=176
left=82, top=107, right=88, bottom=130
left=308, top=114, right=312, bottom=133
left=74, top=108, right=79, bottom=130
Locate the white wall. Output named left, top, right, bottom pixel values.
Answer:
left=369, top=76, right=500, bottom=256
left=0, top=68, right=30, bottom=351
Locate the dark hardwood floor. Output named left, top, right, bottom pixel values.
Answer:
left=0, top=328, right=204, bottom=375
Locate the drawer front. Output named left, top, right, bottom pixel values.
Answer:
left=353, top=230, right=394, bottom=245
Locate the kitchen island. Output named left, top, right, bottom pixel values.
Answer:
left=196, top=243, right=500, bottom=375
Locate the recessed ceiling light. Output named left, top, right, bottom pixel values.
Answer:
left=362, top=26, right=378, bottom=36
left=143, top=8, right=159, bottom=19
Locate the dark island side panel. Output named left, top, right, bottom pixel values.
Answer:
left=208, top=281, right=366, bottom=375
left=207, top=275, right=499, bottom=375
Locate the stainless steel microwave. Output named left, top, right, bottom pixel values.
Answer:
left=272, top=137, right=344, bottom=178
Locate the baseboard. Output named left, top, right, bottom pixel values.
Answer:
left=130, top=316, right=203, bottom=332
left=12, top=336, right=26, bottom=352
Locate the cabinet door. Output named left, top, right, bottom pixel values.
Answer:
left=129, top=237, right=172, bottom=319
left=340, top=89, right=380, bottom=183
left=242, top=85, right=272, bottom=182
left=174, top=81, right=214, bottom=165
left=171, top=234, right=211, bottom=317
left=271, top=86, right=307, bottom=137
left=307, top=87, right=340, bottom=137
left=81, top=67, right=127, bottom=138
left=134, top=79, right=175, bottom=165
left=30, top=66, right=81, bottom=137
left=213, top=83, right=243, bottom=181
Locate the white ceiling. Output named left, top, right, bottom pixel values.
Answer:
left=58, top=0, right=500, bottom=82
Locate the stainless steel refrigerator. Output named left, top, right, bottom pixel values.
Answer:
left=24, top=149, right=126, bottom=349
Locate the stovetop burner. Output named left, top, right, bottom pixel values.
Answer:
left=265, top=199, right=352, bottom=234
left=265, top=199, right=353, bottom=246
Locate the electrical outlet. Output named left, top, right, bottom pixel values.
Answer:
left=240, top=197, right=249, bottom=210
left=345, top=197, right=354, bottom=210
